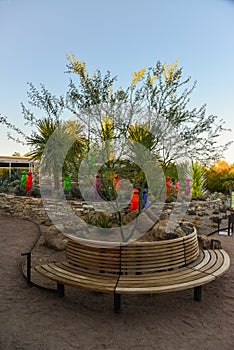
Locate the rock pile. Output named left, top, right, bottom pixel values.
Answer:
left=140, top=220, right=194, bottom=241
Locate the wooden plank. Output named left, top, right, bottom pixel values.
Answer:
left=35, top=263, right=118, bottom=292
left=210, top=250, right=230, bottom=276
left=197, top=250, right=230, bottom=276
left=115, top=271, right=215, bottom=294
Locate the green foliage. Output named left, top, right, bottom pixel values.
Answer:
left=70, top=184, right=82, bottom=199
left=84, top=212, right=113, bottom=228
left=205, top=169, right=224, bottom=193
left=191, top=161, right=206, bottom=197
left=14, top=184, right=26, bottom=196
left=205, top=162, right=234, bottom=195
left=220, top=173, right=234, bottom=194
left=65, top=56, right=231, bottom=166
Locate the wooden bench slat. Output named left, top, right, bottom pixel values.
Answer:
left=35, top=263, right=118, bottom=292
left=58, top=261, right=119, bottom=277
left=210, top=250, right=230, bottom=276
left=192, top=249, right=230, bottom=276
left=115, top=274, right=215, bottom=294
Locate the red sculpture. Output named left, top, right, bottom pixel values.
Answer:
left=165, top=176, right=171, bottom=196
left=25, top=171, right=33, bottom=197
left=175, top=181, right=180, bottom=195
left=130, top=188, right=139, bottom=212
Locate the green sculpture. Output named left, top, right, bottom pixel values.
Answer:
left=20, top=170, right=27, bottom=189
left=64, top=171, right=71, bottom=190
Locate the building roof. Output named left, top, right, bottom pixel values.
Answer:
left=0, top=155, right=32, bottom=163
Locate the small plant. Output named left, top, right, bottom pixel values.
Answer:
left=95, top=213, right=113, bottom=228
left=14, top=184, right=26, bottom=196
left=83, top=212, right=113, bottom=228
left=191, top=161, right=206, bottom=197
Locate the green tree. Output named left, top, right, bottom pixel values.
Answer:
left=65, top=55, right=231, bottom=170
left=26, top=117, right=86, bottom=193
left=1, top=56, right=231, bottom=200
left=130, top=60, right=231, bottom=166
left=205, top=161, right=234, bottom=194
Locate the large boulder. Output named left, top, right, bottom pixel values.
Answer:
left=42, top=225, right=68, bottom=251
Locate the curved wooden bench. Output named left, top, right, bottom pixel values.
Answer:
left=35, top=228, right=230, bottom=313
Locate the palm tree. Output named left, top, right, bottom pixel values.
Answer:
left=27, top=117, right=87, bottom=194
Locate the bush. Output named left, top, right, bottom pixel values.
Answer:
left=70, top=184, right=82, bottom=199
left=29, top=186, right=41, bottom=198
left=14, top=184, right=26, bottom=196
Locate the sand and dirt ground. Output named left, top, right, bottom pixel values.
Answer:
left=1, top=214, right=234, bottom=350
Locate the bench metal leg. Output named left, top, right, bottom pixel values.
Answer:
left=194, top=286, right=202, bottom=301
left=114, top=293, right=121, bottom=313
left=57, top=283, right=65, bottom=297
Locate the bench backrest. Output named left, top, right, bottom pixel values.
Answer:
left=66, top=229, right=199, bottom=275
left=66, top=240, right=121, bottom=275
left=120, top=230, right=199, bottom=274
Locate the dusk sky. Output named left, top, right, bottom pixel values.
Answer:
left=0, top=0, right=234, bottom=162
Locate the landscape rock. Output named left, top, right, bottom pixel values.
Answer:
left=42, top=225, right=68, bottom=251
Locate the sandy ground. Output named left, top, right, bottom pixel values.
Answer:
left=1, top=215, right=234, bottom=350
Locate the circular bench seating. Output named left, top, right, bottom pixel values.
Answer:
left=35, top=228, right=230, bottom=313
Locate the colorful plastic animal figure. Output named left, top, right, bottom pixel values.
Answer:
left=25, top=171, right=33, bottom=196
left=175, top=181, right=180, bottom=195
left=94, top=174, right=101, bottom=200
left=64, top=171, right=71, bottom=190
left=141, top=188, right=149, bottom=209
left=165, top=176, right=172, bottom=196
left=185, top=178, right=191, bottom=196
left=20, top=170, right=27, bottom=189
left=130, top=188, right=139, bottom=212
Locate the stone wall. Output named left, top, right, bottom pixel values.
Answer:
left=0, top=193, right=96, bottom=224
left=0, top=193, right=96, bottom=251
left=0, top=193, right=48, bottom=223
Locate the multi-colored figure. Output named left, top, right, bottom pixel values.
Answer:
left=185, top=178, right=191, bottom=196
left=20, top=170, right=27, bottom=189
left=113, top=173, right=120, bottom=192
left=25, top=171, right=33, bottom=197
left=165, top=176, right=172, bottom=196
left=141, top=188, right=149, bottom=209
left=64, top=171, right=71, bottom=190
left=94, top=174, right=101, bottom=200
left=130, top=188, right=139, bottom=212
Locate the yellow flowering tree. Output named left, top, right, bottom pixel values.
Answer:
left=131, top=68, right=146, bottom=86
left=101, top=115, right=114, bottom=161
left=1, top=55, right=231, bottom=184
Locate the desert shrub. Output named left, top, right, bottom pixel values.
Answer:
left=14, top=184, right=26, bottom=196
left=29, top=186, right=41, bottom=198
left=70, top=184, right=82, bottom=199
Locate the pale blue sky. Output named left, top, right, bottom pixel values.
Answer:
left=0, top=0, right=234, bottom=162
